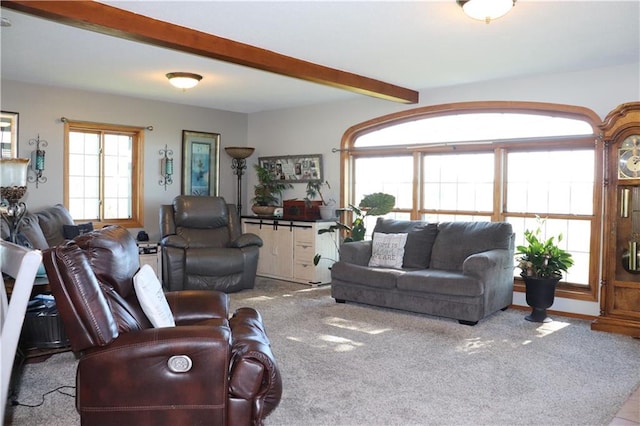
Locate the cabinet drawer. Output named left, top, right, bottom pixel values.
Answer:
left=294, top=226, right=315, bottom=244
left=294, top=261, right=315, bottom=282
left=295, top=242, right=315, bottom=261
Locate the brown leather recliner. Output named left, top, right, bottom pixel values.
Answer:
left=42, top=225, right=282, bottom=426
left=160, top=196, right=262, bottom=293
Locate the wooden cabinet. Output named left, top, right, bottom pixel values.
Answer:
left=592, top=102, right=640, bottom=337
left=242, top=218, right=338, bottom=285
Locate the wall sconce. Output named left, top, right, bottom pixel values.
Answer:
left=0, top=158, right=30, bottom=243
left=224, top=147, right=255, bottom=214
left=27, top=134, right=47, bottom=188
left=159, top=144, right=174, bottom=190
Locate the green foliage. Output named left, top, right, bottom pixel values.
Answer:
left=251, top=164, right=293, bottom=206
left=314, top=193, right=396, bottom=266
left=358, top=192, right=395, bottom=217
left=305, top=180, right=331, bottom=206
left=317, top=192, right=396, bottom=243
left=516, top=218, right=574, bottom=278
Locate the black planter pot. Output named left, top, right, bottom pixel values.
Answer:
left=522, top=275, right=561, bottom=323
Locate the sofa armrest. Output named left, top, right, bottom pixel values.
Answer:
left=462, top=249, right=512, bottom=281
left=339, top=240, right=373, bottom=266
left=166, top=290, right=229, bottom=323
left=78, top=326, right=232, bottom=408
left=230, top=232, right=263, bottom=248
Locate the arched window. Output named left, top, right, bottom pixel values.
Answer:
left=341, top=102, right=602, bottom=300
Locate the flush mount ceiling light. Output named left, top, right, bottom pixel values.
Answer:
left=166, top=72, right=202, bottom=90
left=457, top=0, right=516, bottom=24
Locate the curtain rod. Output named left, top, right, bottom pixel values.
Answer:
left=60, top=117, right=153, bottom=131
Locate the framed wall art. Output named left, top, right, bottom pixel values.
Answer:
left=258, top=154, right=323, bottom=183
left=181, top=130, right=220, bottom=196
left=1, top=111, right=19, bottom=158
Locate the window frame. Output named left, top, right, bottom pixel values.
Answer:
left=63, top=120, right=144, bottom=229
left=340, top=101, right=603, bottom=302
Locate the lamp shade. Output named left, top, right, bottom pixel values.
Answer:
left=166, top=72, right=202, bottom=89
left=0, top=158, right=29, bottom=187
left=457, top=0, right=515, bottom=23
left=225, top=147, right=255, bottom=159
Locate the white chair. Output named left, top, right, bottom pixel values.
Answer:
left=0, top=240, right=41, bottom=421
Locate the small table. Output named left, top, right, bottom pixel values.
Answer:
left=137, top=242, right=162, bottom=283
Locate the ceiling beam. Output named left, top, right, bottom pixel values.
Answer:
left=2, top=0, right=419, bottom=105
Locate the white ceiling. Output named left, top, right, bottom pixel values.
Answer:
left=1, top=1, right=638, bottom=114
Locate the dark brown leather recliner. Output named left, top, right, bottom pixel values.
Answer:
left=42, top=225, right=281, bottom=426
left=160, top=196, right=262, bottom=293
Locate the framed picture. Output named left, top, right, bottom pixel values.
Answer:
left=1, top=111, right=19, bottom=158
left=258, top=154, right=323, bottom=183
left=181, top=130, right=220, bottom=196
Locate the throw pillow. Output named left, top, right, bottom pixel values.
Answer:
left=368, top=232, right=408, bottom=269
left=62, top=222, right=94, bottom=239
left=403, top=223, right=439, bottom=268
left=133, top=264, right=175, bottom=328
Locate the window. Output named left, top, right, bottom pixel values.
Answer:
left=64, top=120, right=144, bottom=228
left=342, top=102, right=602, bottom=301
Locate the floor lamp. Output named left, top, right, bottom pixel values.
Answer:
left=224, top=147, right=255, bottom=215
left=0, top=158, right=30, bottom=243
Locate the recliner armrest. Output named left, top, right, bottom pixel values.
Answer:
left=229, top=307, right=282, bottom=419
left=339, top=240, right=373, bottom=266
left=230, top=233, right=263, bottom=248
left=166, top=290, right=229, bottom=324
left=159, top=234, right=188, bottom=248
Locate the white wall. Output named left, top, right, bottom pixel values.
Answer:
left=1, top=80, right=248, bottom=241
left=246, top=62, right=640, bottom=317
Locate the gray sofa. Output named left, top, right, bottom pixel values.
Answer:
left=1, top=204, right=76, bottom=249
left=330, top=219, right=515, bottom=325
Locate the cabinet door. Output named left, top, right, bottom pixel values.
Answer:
left=244, top=220, right=293, bottom=280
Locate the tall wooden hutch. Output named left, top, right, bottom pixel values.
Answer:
left=592, top=102, right=640, bottom=337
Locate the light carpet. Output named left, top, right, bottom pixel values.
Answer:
left=6, top=277, right=640, bottom=426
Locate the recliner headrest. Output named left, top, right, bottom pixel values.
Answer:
left=173, top=196, right=229, bottom=229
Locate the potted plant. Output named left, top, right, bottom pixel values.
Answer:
left=251, top=164, right=292, bottom=216
left=516, top=217, right=574, bottom=323
left=313, top=192, right=395, bottom=265
left=305, top=180, right=336, bottom=220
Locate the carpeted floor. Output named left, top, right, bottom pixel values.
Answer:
left=6, top=277, right=640, bottom=425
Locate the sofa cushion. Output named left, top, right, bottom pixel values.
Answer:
left=63, top=222, right=94, bottom=239
left=35, top=204, right=75, bottom=247
left=372, top=218, right=438, bottom=269
left=331, top=261, right=403, bottom=290
left=430, top=222, right=513, bottom=272
left=403, top=223, right=439, bottom=269
left=397, top=270, right=484, bottom=297
left=18, top=213, right=49, bottom=250
left=368, top=232, right=408, bottom=269
left=373, top=218, right=426, bottom=234
left=186, top=247, right=245, bottom=275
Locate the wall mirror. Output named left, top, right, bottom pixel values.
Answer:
left=0, top=111, right=19, bottom=158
